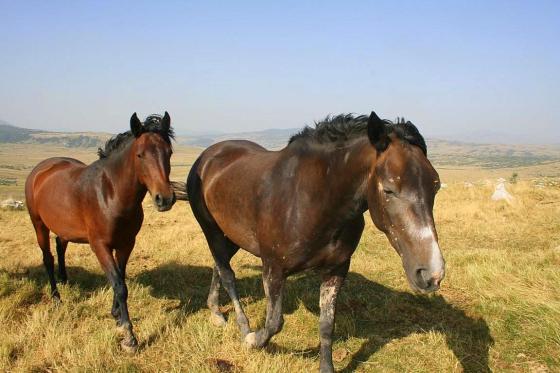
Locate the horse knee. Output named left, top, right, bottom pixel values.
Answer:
left=42, top=252, right=54, bottom=265
left=217, top=268, right=234, bottom=284
left=113, top=282, right=128, bottom=301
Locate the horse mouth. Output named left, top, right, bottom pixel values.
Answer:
left=156, top=204, right=173, bottom=212
left=406, top=271, right=443, bottom=294
left=410, top=282, right=441, bottom=294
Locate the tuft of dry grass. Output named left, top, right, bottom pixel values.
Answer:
left=0, top=145, right=559, bottom=372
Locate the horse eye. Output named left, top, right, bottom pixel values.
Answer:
left=137, top=153, right=143, bottom=158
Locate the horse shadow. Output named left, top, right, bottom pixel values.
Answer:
left=136, top=262, right=494, bottom=373
left=8, top=265, right=107, bottom=296
left=14, top=262, right=493, bottom=372
left=281, top=272, right=494, bottom=373
left=135, top=262, right=216, bottom=315
left=9, top=262, right=215, bottom=317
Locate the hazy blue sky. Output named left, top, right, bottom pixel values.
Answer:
left=1, top=1, right=558, bottom=143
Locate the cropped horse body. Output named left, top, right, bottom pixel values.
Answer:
left=25, top=113, right=175, bottom=352
left=186, top=111, right=444, bottom=372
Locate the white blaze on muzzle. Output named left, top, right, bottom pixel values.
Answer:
left=416, top=226, right=445, bottom=275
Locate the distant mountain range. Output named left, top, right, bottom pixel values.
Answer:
left=0, top=120, right=110, bottom=148
left=1, top=120, right=559, bottom=168
left=177, top=128, right=297, bottom=149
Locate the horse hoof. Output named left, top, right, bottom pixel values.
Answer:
left=120, top=339, right=138, bottom=354
left=52, top=293, right=62, bottom=306
left=209, top=312, right=227, bottom=327
left=243, top=332, right=258, bottom=349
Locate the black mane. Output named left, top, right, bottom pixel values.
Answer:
left=97, top=114, right=175, bottom=159
left=288, top=113, right=427, bottom=155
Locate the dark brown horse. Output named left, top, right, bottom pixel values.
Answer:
left=25, top=113, right=175, bottom=352
left=184, top=111, right=445, bottom=372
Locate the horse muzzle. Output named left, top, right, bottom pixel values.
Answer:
left=154, top=193, right=175, bottom=212
left=411, top=265, right=445, bottom=294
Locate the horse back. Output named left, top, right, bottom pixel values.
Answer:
left=26, top=157, right=86, bottom=198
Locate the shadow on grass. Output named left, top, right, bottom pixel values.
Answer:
left=283, top=273, right=494, bottom=373
left=9, top=262, right=215, bottom=316
left=8, top=265, right=107, bottom=296
left=13, top=262, right=493, bottom=372
left=135, top=262, right=494, bottom=373
left=135, top=262, right=216, bottom=315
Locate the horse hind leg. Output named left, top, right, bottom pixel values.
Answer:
left=33, top=222, right=60, bottom=301
left=188, top=168, right=249, bottom=335
left=205, top=232, right=250, bottom=337
left=55, top=237, right=68, bottom=284
left=207, top=265, right=226, bottom=327
left=244, top=262, right=285, bottom=349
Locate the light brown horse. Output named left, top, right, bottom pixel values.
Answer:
left=25, top=112, right=175, bottom=352
left=183, top=111, right=444, bottom=372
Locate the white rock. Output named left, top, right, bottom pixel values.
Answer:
left=1, top=199, right=25, bottom=210
left=491, top=182, right=513, bottom=203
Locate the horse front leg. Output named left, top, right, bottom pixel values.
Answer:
left=114, top=242, right=137, bottom=352
left=244, top=262, right=285, bottom=348
left=91, top=240, right=138, bottom=353
left=319, top=260, right=349, bottom=373
left=111, top=240, right=135, bottom=321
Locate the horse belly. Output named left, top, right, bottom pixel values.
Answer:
left=210, top=208, right=261, bottom=256
left=38, top=193, right=88, bottom=242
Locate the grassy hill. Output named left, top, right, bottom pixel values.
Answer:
left=428, top=139, right=560, bottom=168
left=177, top=128, right=297, bottom=149
left=2, top=121, right=559, bottom=169
left=0, top=121, right=109, bottom=148
left=0, top=181, right=558, bottom=372
left=0, top=121, right=36, bottom=143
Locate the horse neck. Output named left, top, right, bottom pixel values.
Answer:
left=317, top=137, right=375, bottom=216
left=103, top=141, right=147, bottom=208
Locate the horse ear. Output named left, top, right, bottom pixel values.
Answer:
left=161, top=111, right=171, bottom=132
left=367, top=111, right=389, bottom=152
left=130, top=113, right=142, bottom=137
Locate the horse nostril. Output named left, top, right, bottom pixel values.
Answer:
left=414, top=267, right=443, bottom=291
left=155, top=194, right=163, bottom=206
left=416, top=268, right=429, bottom=288
left=432, top=271, right=444, bottom=287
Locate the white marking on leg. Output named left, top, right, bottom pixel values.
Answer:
left=244, top=332, right=257, bottom=348
left=320, top=285, right=336, bottom=313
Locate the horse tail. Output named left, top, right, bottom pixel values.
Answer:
left=171, top=181, right=188, bottom=201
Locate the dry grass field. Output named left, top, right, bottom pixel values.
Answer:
left=0, top=144, right=559, bottom=372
